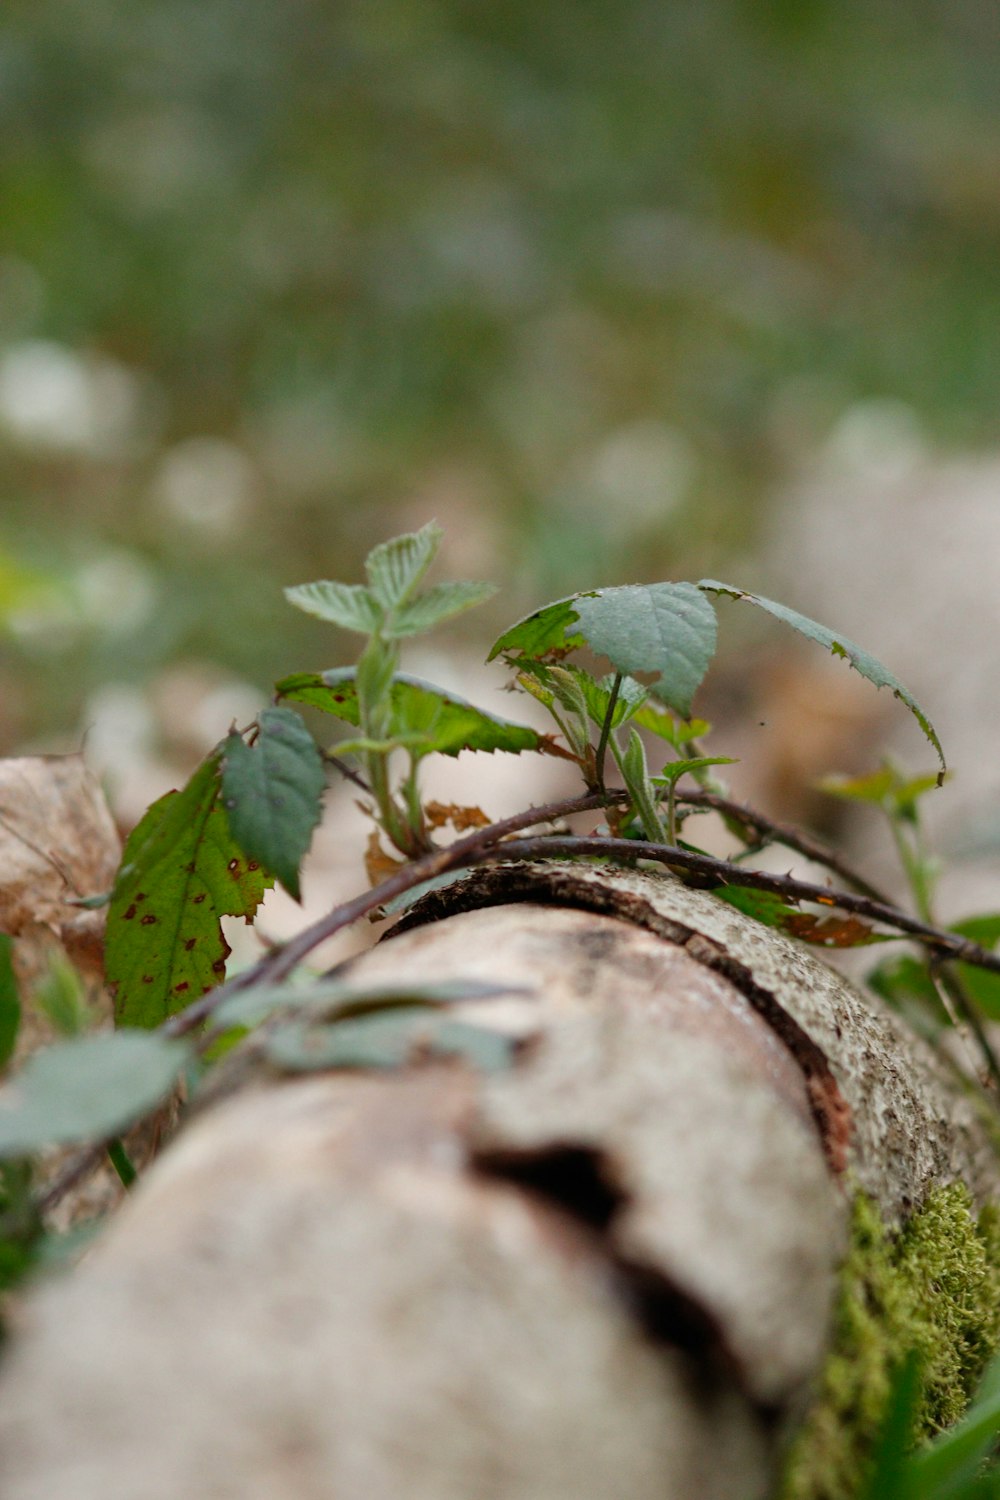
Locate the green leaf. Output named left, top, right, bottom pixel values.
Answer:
left=700, top=581, right=946, bottom=782
left=575, top=583, right=718, bottom=717
left=106, top=755, right=271, bottom=1028
left=817, top=768, right=900, bottom=805
left=716, top=887, right=885, bottom=950
left=951, top=915, right=1000, bottom=1020
left=0, top=1032, right=189, bottom=1157
left=584, top=672, right=650, bottom=728
left=615, top=728, right=664, bottom=843
left=866, top=954, right=946, bottom=1020
left=819, top=766, right=943, bottom=816
left=283, top=580, right=382, bottom=634
left=387, top=580, right=497, bottom=637
left=0, top=937, right=19, bottom=1072
left=425, top=1019, right=516, bottom=1073
left=364, top=522, right=442, bottom=610
left=32, top=953, right=91, bottom=1037
left=267, top=1012, right=419, bottom=1072
left=713, top=887, right=800, bottom=929
left=213, top=975, right=520, bottom=1031
left=266, top=1009, right=516, bottom=1075
left=487, top=595, right=590, bottom=661
left=857, top=1353, right=922, bottom=1500
left=652, top=755, right=736, bottom=786
left=516, top=661, right=590, bottom=721
left=277, top=670, right=542, bottom=758
left=634, top=706, right=711, bottom=746
left=907, top=1351, right=1000, bottom=1496
left=221, top=708, right=325, bottom=902
left=519, top=663, right=649, bottom=731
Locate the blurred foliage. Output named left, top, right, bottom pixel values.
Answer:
left=0, top=0, right=999, bottom=747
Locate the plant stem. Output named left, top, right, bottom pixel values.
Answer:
left=593, top=673, right=622, bottom=793
left=932, top=963, right=1000, bottom=1094
left=106, top=1139, right=137, bottom=1189
left=666, top=777, right=678, bottom=846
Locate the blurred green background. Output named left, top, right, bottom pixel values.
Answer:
left=1, top=0, right=999, bottom=763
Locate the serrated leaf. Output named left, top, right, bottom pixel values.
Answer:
left=364, top=522, right=442, bottom=610
left=283, top=580, right=383, bottom=634
left=221, top=709, right=325, bottom=902
left=0, top=1032, right=189, bottom=1157
left=277, top=670, right=542, bottom=758
left=700, top=581, right=946, bottom=781
left=487, top=595, right=591, bottom=661
left=387, top=580, right=497, bottom=637
left=106, top=756, right=271, bottom=1028
left=0, top=937, right=19, bottom=1072
left=575, top=583, right=718, bottom=717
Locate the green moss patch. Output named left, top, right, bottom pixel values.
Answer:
left=780, top=1183, right=1000, bottom=1500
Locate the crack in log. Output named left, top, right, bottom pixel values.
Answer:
left=471, top=1140, right=756, bottom=1407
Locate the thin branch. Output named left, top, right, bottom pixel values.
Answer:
left=676, top=788, right=893, bottom=905
left=475, top=836, right=1000, bottom=977
left=39, top=790, right=1000, bottom=1218
left=930, top=962, right=1000, bottom=1095
left=593, top=673, right=622, bottom=794
left=160, top=790, right=618, bottom=1038
left=322, top=751, right=372, bottom=796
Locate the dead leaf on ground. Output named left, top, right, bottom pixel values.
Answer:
left=0, top=756, right=121, bottom=979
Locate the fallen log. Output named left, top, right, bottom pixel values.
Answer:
left=0, top=862, right=997, bottom=1500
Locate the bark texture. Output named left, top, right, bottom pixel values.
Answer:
left=0, top=862, right=995, bottom=1500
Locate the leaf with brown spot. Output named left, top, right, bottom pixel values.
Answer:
left=106, top=755, right=272, bottom=1029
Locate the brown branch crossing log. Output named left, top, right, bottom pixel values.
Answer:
left=0, top=863, right=996, bottom=1500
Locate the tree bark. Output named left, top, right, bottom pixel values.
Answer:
left=0, top=862, right=995, bottom=1500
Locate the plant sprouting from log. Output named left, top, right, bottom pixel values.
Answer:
left=3, top=519, right=1000, bottom=1310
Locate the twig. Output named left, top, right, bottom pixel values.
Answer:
left=323, top=751, right=372, bottom=796
left=475, top=836, right=1000, bottom=977
left=930, top=962, right=1000, bottom=1095
left=38, top=791, right=1000, bottom=1218
left=161, top=791, right=618, bottom=1038
left=676, top=788, right=893, bottom=904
